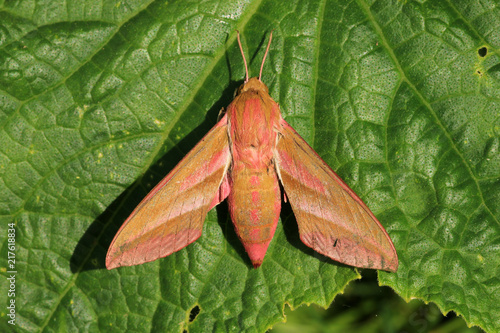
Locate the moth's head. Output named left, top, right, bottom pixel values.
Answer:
left=237, top=77, right=269, bottom=95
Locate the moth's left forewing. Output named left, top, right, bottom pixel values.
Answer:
left=274, top=118, right=398, bottom=272
left=106, top=115, right=231, bottom=269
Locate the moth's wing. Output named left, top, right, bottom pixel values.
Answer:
left=106, top=115, right=231, bottom=269
left=275, top=119, right=398, bottom=272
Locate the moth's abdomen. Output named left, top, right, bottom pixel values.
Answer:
left=227, top=166, right=281, bottom=268
left=226, top=83, right=282, bottom=267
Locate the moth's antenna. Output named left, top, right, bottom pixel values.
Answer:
left=236, top=31, right=249, bottom=83
left=259, top=31, right=273, bottom=81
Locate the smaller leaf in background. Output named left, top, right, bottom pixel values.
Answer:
left=271, top=271, right=485, bottom=333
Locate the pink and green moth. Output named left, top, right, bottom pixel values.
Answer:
left=106, top=32, right=398, bottom=272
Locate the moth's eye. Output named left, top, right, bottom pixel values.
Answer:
left=234, top=83, right=246, bottom=97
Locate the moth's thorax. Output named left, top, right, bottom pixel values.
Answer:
left=227, top=77, right=281, bottom=170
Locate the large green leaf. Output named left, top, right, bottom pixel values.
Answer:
left=1, top=0, right=499, bottom=332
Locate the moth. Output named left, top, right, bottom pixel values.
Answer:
left=106, top=32, right=398, bottom=272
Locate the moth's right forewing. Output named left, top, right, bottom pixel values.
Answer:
left=106, top=115, right=231, bottom=269
left=275, top=119, right=398, bottom=272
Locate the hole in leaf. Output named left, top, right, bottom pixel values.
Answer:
left=189, top=305, right=200, bottom=322
left=478, top=47, right=487, bottom=57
